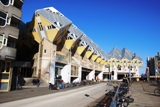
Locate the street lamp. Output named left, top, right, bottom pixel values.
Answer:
left=106, top=64, right=111, bottom=85
left=128, top=64, right=132, bottom=81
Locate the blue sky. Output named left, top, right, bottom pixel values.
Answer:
left=21, top=0, right=160, bottom=74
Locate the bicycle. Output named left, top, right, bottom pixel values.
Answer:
left=154, top=88, right=160, bottom=96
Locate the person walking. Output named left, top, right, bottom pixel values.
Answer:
left=122, top=76, right=129, bottom=85
left=60, top=79, right=64, bottom=89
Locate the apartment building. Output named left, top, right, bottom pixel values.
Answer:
left=0, top=0, right=24, bottom=92
left=0, top=5, right=143, bottom=92
left=23, top=7, right=142, bottom=84
left=147, top=52, right=160, bottom=76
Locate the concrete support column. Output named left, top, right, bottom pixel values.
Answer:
left=49, top=61, right=56, bottom=84
left=88, top=70, right=95, bottom=80
left=113, top=66, right=117, bottom=80
left=101, top=65, right=105, bottom=80
left=78, top=66, right=82, bottom=82
left=135, top=66, right=140, bottom=76
left=61, top=64, right=71, bottom=83
left=98, top=72, right=103, bottom=80
left=71, top=66, right=82, bottom=83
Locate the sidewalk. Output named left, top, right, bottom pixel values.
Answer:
left=0, top=83, right=102, bottom=104
left=129, top=81, right=160, bottom=107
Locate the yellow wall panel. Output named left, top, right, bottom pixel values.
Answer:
left=33, top=17, right=39, bottom=28
left=91, top=55, right=98, bottom=61
left=121, top=58, right=127, bottom=66
left=32, top=32, right=41, bottom=43
left=100, top=60, right=105, bottom=64
left=109, top=57, right=118, bottom=66
left=65, top=40, right=75, bottom=50
left=138, top=62, right=142, bottom=67
left=132, top=59, right=142, bottom=67
left=39, top=16, right=51, bottom=26
left=46, top=29, right=58, bottom=42
left=85, top=51, right=93, bottom=58
left=77, top=46, right=85, bottom=55
left=96, top=58, right=102, bottom=63
left=103, top=61, right=108, bottom=65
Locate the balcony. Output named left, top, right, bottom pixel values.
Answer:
left=0, top=46, right=16, bottom=60
left=0, top=4, right=22, bottom=19
left=14, top=0, right=24, bottom=10
left=0, top=25, right=19, bottom=38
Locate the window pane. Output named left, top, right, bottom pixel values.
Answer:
left=0, top=74, right=9, bottom=79
left=0, top=82, right=8, bottom=90
left=1, top=0, right=10, bottom=6
left=0, top=19, right=6, bottom=26
left=0, top=11, right=7, bottom=19
left=0, top=61, right=5, bottom=72
left=6, top=62, right=11, bottom=72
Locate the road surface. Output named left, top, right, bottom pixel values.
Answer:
left=0, top=83, right=112, bottom=107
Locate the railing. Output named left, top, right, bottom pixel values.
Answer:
left=110, top=83, right=121, bottom=107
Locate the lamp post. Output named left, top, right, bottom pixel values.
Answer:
left=129, top=64, right=131, bottom=81
left=106, top=64, right=111, bottom=85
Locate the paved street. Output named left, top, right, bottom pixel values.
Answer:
left=0, top=81, right=160, bottom=107
left=0, top=83, right=112, bottom=107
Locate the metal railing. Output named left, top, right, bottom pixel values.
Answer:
left=110, top=83, right=121, bottom=107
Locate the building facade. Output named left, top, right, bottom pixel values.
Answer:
left=0, top=0, right=24, bottom=92
left=24, top=7, right=142, bottom=84
left=147, top=52, right=160, bottom=76
left=0, top=6, right=143, bottom=92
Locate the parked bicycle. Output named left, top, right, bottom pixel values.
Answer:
left=154, top=87, right=160, bottom=96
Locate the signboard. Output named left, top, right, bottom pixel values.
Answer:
left=154, top=68, right=158, bottom=73
left=46, top=72, right=50, bottom=74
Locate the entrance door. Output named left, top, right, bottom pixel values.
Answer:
left=0, top=60, right=12, bottom=92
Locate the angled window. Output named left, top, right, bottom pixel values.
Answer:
left=0, top=0, right=11, bottom=6
left=47, top=25, right=56, bottom=30
left=0, top=34, right=3, bottom=49
left=38, top=22, right=43, bottom=31
left=0, top=60, right=5, bottom=73
left=54, top=22, right=62, bottom=27
left=0, top=34, right=7, bottom=49
left=7, top=36, right=15, bottom=48
left=67, top=36, right=72, bottom=40
left=56, top=12, right=63, bottom=17
left=35, top=13, right=40, bottom=17
left=117, top=65, right=121, bottom=70
left=0, top=11, right=8, bottom=27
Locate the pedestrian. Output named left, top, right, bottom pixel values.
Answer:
left=97, top=77, right=100, bottom=82
left=36, top=78, right=40, bottom=87
left=96, top=77, right=98, bottom=82
left=60, top=79, right=64, bottom=89
left=92, top=78, right=94, bottom=84
left=32, top=79, right=36, bottom=85
left=122, top=76, right=129, bottom=85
